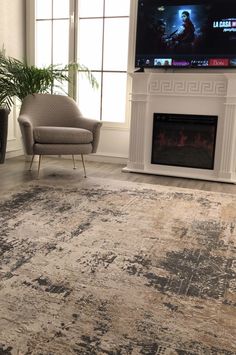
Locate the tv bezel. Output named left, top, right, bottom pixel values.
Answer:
left=134, top=0, right=236, bottom=69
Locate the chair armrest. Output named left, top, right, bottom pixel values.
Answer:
left=76, top=117, right=102, bottom=153
left=18, top=115, right=32, bottom=127
left=77, top=117, right=102, bottom=132
left=18, top=114, right=34, bottom=155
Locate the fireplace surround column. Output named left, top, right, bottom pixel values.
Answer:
left=218, top=75, right=236, bottom=180
left=127, top=74, right=149, bottom=171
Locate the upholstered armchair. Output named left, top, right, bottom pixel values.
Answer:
left=18, top=94, right=102, bottom=177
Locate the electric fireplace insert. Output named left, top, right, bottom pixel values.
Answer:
left=151, top=113, right=218, bottom=169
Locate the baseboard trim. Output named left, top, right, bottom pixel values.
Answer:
left=52, top=154, right=128, bottom=165
left=30, top=154, right=128, bottom=165
left=84, top=154, right=128, bottom=164
left=6, top=149, right=24, bottom=159
left=5, top=152, right=128, bottom=165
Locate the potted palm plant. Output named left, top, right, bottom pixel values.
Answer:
left=0, top=49, right=97, bottom=163
left=0, top=50, right=97, bottom=110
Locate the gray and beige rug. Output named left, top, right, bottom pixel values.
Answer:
left=0, top=178, right=236, bottom=355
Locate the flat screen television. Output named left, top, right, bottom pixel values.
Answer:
left=135, top=0, right=236, bottom=68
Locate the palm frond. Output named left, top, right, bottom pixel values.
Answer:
left=0, top=50, right=98, bottom=111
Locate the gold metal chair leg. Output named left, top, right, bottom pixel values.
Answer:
left=29, top=155, right=35, bottom=171
left=81, top=154, right=87, bottom=178
left=72, top=155, right=76, bottom=169
left=37, top=155, right=42, bottom=179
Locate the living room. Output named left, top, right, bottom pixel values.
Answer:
left=0, top=1, right=236, bottom=354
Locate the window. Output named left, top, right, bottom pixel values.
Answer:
left=34, top=0, right=131, bottom=124
left=77, top=1, right=130, bottom=123
left=35, top=0, right=71, bottom=95
left=35, top=0, right=70, bottom=67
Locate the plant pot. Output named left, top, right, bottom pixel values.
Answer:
left=0, top=108, right=9, bottom=163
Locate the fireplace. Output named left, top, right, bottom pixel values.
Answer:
left=151, top=113, right=218, bottom=170
left=124, top=72, right=236, bottom=183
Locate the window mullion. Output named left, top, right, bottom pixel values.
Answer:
left=26, top=0, right=36, bottom=65
left=68, top=0, right=77, bottom=99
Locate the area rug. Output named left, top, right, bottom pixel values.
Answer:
left=0, top=178, right=236, bottom=355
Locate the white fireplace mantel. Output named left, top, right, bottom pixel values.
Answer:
left=124, top=72, right=236, bottom=183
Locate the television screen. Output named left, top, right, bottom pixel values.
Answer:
left=135, top=0, right=236, bottom=68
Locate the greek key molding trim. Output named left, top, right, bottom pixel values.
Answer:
left=149, top=79, right=227, bottom=97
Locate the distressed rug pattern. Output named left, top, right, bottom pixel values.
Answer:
left=0, top=178, right=236, bottom=355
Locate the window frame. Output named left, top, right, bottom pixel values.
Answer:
left=26, top=0, right=136, bottom=130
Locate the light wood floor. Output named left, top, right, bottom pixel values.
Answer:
left=1, top=155, right=236, bottom=195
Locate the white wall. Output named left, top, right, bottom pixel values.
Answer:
left=0, top=0, right=25, bottom=58
left=0, top=0, right=26, bottom=157
left=97, top=128, right=130, bottom=160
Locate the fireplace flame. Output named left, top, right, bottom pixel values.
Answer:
left=157, top=127, right=215, bottom=156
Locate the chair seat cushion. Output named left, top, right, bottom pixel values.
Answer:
left=33, top=126, right=93, bottom=144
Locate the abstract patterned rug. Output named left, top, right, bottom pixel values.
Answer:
left=0, top=178, right=236, bottom=355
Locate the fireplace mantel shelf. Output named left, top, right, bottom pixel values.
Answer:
left=124, top=72, right=236, bottom=183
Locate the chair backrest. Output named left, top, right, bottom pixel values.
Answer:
left=20, top=94, right=83, bottom=127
